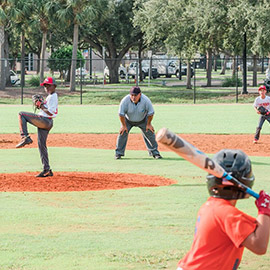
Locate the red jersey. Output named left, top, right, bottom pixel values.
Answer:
left=178, top=197, right=257, bottom=270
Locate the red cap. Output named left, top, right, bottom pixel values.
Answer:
left=40, top=77, right=57, bottom=86
left=258, top=85, right=266, bottom=91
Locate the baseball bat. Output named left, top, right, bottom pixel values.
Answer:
left=156, top=128, right=259, bottom=199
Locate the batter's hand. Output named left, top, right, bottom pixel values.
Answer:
left=256, top=190, right=270, bottom=217
left=146, top=124, right=155, bottom=133
left=119, top=125, right=128, bottom=135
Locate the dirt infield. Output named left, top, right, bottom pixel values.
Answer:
left=1, top=133, right=270, bottom=155
left=1, top=133, right=269, bottom=192
left=0, top=172, right=176, bottom=192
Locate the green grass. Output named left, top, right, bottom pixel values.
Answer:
left=0, top=103, right=267, bottom=134
left=1, top=103, right=270, bottom=269
left=0, top=148, right=270, bottom=270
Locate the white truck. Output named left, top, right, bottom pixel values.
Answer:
left=128, top=61, right=158, bottom=79
left=152, top=56, right=194, bottom=78
left=104, top=65, right=127, bottom=79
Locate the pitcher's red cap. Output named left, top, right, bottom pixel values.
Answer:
left=40, top=77, right=57, bottom=86
left=258, top=85, right=266, bottom=91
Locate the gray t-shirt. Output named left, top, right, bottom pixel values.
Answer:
left=119, top=93, right=154, bottom=122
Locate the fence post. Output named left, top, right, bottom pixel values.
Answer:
left=236, top=56, right=239, bottom=103
left=242, top=32, right=248, bottom=94
left=179, top=59, right=182, bottom=80
left=193, top=60, right=196, bottom=104
left=80, top=59, right=82, bottom=105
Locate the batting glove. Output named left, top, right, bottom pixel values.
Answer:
left=255, top=190, right=270, bottom=216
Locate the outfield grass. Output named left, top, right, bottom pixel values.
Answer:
left=0, top=148, right=270, bottom=270
left=0, top=103, right=266, bottom=135
left=1, top=104, right=270, bottom=270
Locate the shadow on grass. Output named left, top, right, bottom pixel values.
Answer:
left=252, top=161, right=270, bottom=166
left=171, top=183, right=205, bottom=187
left=119, top=157, right=183, bottom=161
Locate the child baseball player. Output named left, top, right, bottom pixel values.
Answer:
left=253, top=85, right=270, bottom=144
left=16, top=77, right=58, bottom=177
left=177, top=149, right=270, bottom=270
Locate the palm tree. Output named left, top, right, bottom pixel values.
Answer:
left=31, top=0, right=59, bottom=83
left=56, top=0, right=94, bottom=92
left=8, top=0, right=33, bottom=88
left=0, top=0, right=11, bottom=89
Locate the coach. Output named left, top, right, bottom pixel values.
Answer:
left=115, top=86, right=162, bottom=160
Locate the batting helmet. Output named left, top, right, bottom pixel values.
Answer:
left=206, top=149, right=255, bottom=200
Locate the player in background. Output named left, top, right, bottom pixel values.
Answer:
left=177, top=149, right=270, bottom=270
left=253, top=85, right=270, bottom=144
left=16, top=77, right=58, bottom=177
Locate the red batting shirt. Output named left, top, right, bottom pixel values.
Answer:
left=177, top=197, right=257, bottom=270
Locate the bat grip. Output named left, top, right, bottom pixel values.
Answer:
left=222, top=172, right=260, bottom=199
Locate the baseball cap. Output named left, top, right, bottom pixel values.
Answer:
left=130, top=86, right=141, bottom=95
left=258, top=85, right=266, bottom=91
left=40, top=77, right=57, bottom=86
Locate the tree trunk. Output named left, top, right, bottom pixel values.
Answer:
left=220, top=55, right=229, bottom=75
left=70, top=23, right=79, bottom=92
left=107, top=58, right=121, bottom=83
left=213, top=54, right=217, bottom=72
left=252, top=54, right=257, bottom=87
left=138, top=46, right=143, bottom=82
left=40, top=31, right=47, bottom=83
left=0, top=26, right=6, bottom=90
left=36, top=57, right=40, bottom=74
left=4, top=30, right=9, bottom=86
left=206, top=49, right=212, bottom=87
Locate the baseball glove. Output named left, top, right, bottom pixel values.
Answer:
left=32, top=94, right=44, bottom=111
left=257, top=106, right=270, bottom=116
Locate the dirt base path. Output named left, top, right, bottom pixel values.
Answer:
left=1, top=133, right=269, bottom=156
left=1, top=133, right=269, bottom=192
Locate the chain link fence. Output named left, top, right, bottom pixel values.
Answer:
left=2, top=56, right=269, bottom=104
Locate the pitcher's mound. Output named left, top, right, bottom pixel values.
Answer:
left=0, top=172, right=176, bottom=192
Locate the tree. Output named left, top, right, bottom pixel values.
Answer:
left=48, top=45, right=85, bottom=81
left=55, top=0, right=95, bottom=91
left=134, top=0, right=195, bottom=88
left=81, top=0, right=143, bottom=84
left=0, top=0, right=12, bottom=89
left=29, top=0, right=61, bottom=83
left=186, top=0, right=229, bottom=87
left=8, top=0, right=34, bottom=87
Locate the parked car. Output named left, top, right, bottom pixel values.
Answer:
left=104, top=65, right=127, bottom=79
left=174, top=62, right=194, bottom=78
left=152, top=58, right=194, bottom=78
left=128, top=61, right=158, bottom=79
left=9, top=70, right=20, bottom=86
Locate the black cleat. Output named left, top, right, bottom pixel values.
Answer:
left=36, top=169, right=53, bottom=178
left=16, top=136, right=33, bottom=148
left=153, top=154, right=162, bottom=159
left=115, top=155, right=122, bottom=160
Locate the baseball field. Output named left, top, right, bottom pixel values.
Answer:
left=0, top=103, right=270, bottom=269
